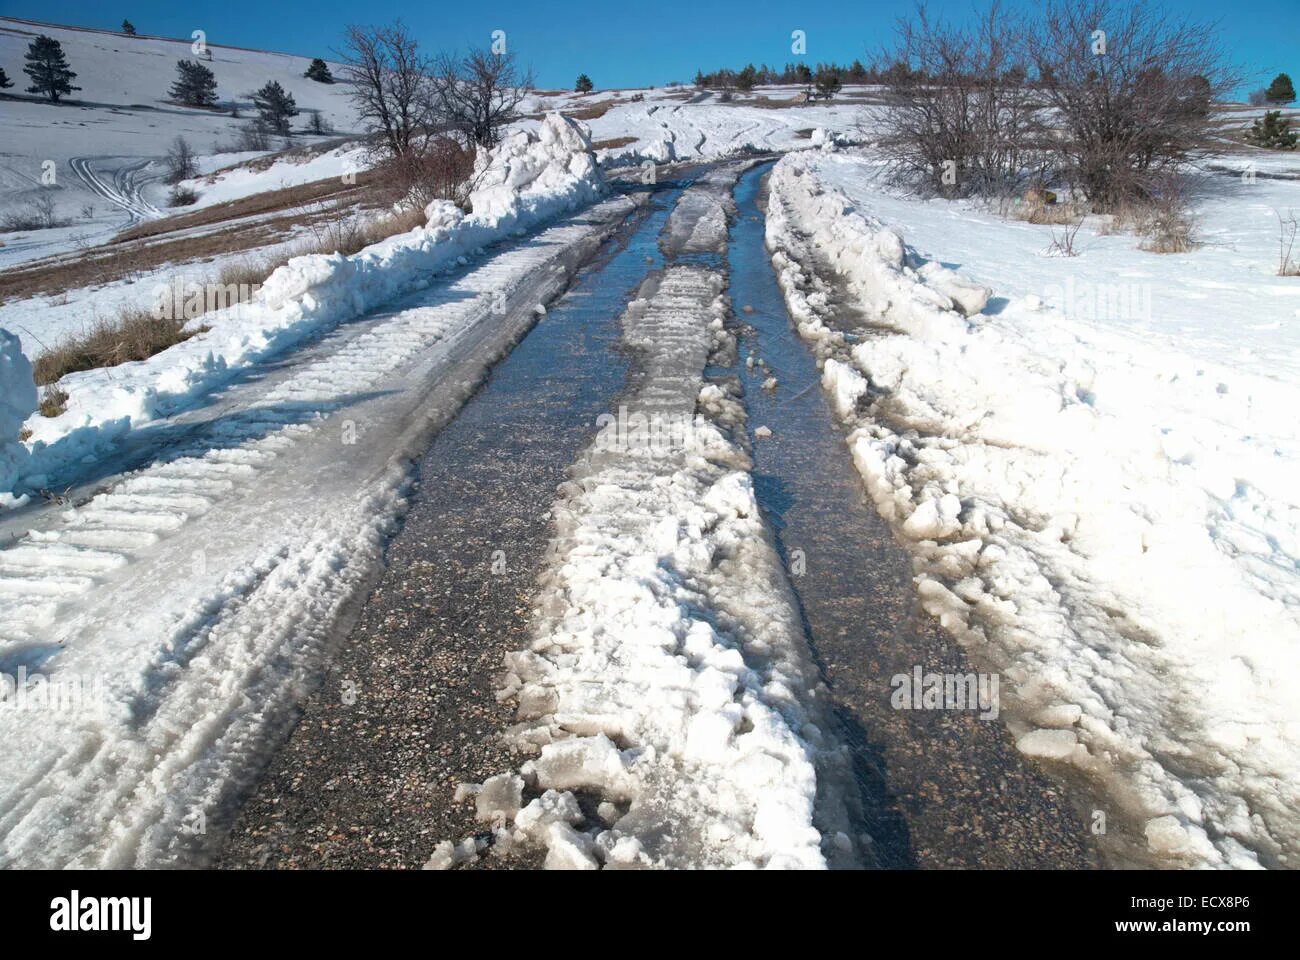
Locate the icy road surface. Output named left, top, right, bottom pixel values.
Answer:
left=0, top=195, right=637, bottom=867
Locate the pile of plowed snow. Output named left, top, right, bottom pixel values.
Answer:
left=3, top=114, right=607, bottom=497
left=0, top=331, right=36, bottom=502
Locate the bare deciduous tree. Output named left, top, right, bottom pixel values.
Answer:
left=875, top=2, right=1046, bottom=199
left=429, top=47, right=534, bottom=149
left=164, top=136, right=197, bottom=184
left=340, top=21, right=434, bottom=160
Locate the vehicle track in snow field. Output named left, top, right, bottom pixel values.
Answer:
left=69, top=156, right=163, bottom=222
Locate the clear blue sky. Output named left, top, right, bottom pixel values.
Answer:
left=1, top=0, right=1294, bottom=94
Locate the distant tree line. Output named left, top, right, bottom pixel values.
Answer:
left=692, top=60, right=919, bottom=92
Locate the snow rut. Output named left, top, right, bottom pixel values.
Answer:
left=0, top=201, right=630, bottom=867
left=449, top=264, right=864, bottom=869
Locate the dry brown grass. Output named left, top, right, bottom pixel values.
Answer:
left=217, top=257, right=274, bottom=290
left=565, top=98, right=618, bottom=121
left=32, top=308, right=209, bottom=386
left=292, top=204, right=428, bottom=259
left=116, top=175, right=365, bottom=244
left=590, top=136, right=638, bottom=151
left=38, top=386, right=69, bottom=418
left=1139, top=219, right=1197, bottom=253
left=1014, top=196, right=1087, bottom=225
left=1087, top=196, right=1199, bottom=253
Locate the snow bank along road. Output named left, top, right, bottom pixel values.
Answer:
left=764, top=151, right=1300, bottom=870
left=226, top=163, right=872, bottom=869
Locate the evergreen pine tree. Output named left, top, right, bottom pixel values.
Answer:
left=1247, top=110, right=1299, bottom=150
left=814, top=67, right=842, bottom=100
left=0, top=68, right=13, bottom=90
left=304, top=58, right=334, bottom=84
left=23, top=34, right=80, bottom=103
left=169, top=59, right=218, bottom=107
left=1265, top=73, right=1296, bottom=105
left=122, top=20, right=137, bottom=36
left=252, top=80, right=298, bottom=135
left=575, top=73, right=593, bottom=93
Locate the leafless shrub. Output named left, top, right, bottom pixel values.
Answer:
left=1136, top=177, right=1198, bottom=252
left=875, top=2, right=1046, bottom=199
left=1029, top=0, right=1234, bottom=211
left=1276, top=209, right=1300, bottom=276
left=1, top=193, right=65, bottom=231
left=876, top=0, right=1234, bottom=214
left=39, top=386, right=69, bottom=418
left=1046, top=216, right=1085, bottom=255
left=167, top=185, right=199, bottom=207
left=377, top=137, right=476, bottom=209
left=236, top=122, right=271, bottom=151
left=306, top=109, right=332, bottom=135
left=164, top=136, right=197, bottom=184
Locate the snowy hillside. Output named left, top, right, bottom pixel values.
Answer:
left=0, top=17, right=356, bottom=263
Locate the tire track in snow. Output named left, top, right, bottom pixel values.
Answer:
left=69, top=156, right=161, bottom=222
left=219, top=182, right=686, bottom=869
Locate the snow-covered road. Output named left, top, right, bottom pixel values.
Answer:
left=5, top=119, right=1296, bottom=870
left=218, top=160, right=1098, bottom=871
left=0, top=192, right=638, bottom=867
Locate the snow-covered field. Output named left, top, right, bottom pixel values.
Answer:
left=765, top=147, right=1300, bottom=868
left=0, top=17, right=356, bottom=266
left=583, top=93, right=874, bottom=166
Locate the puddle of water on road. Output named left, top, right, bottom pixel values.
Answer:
left=726, top=163, right=1097, bottom=868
